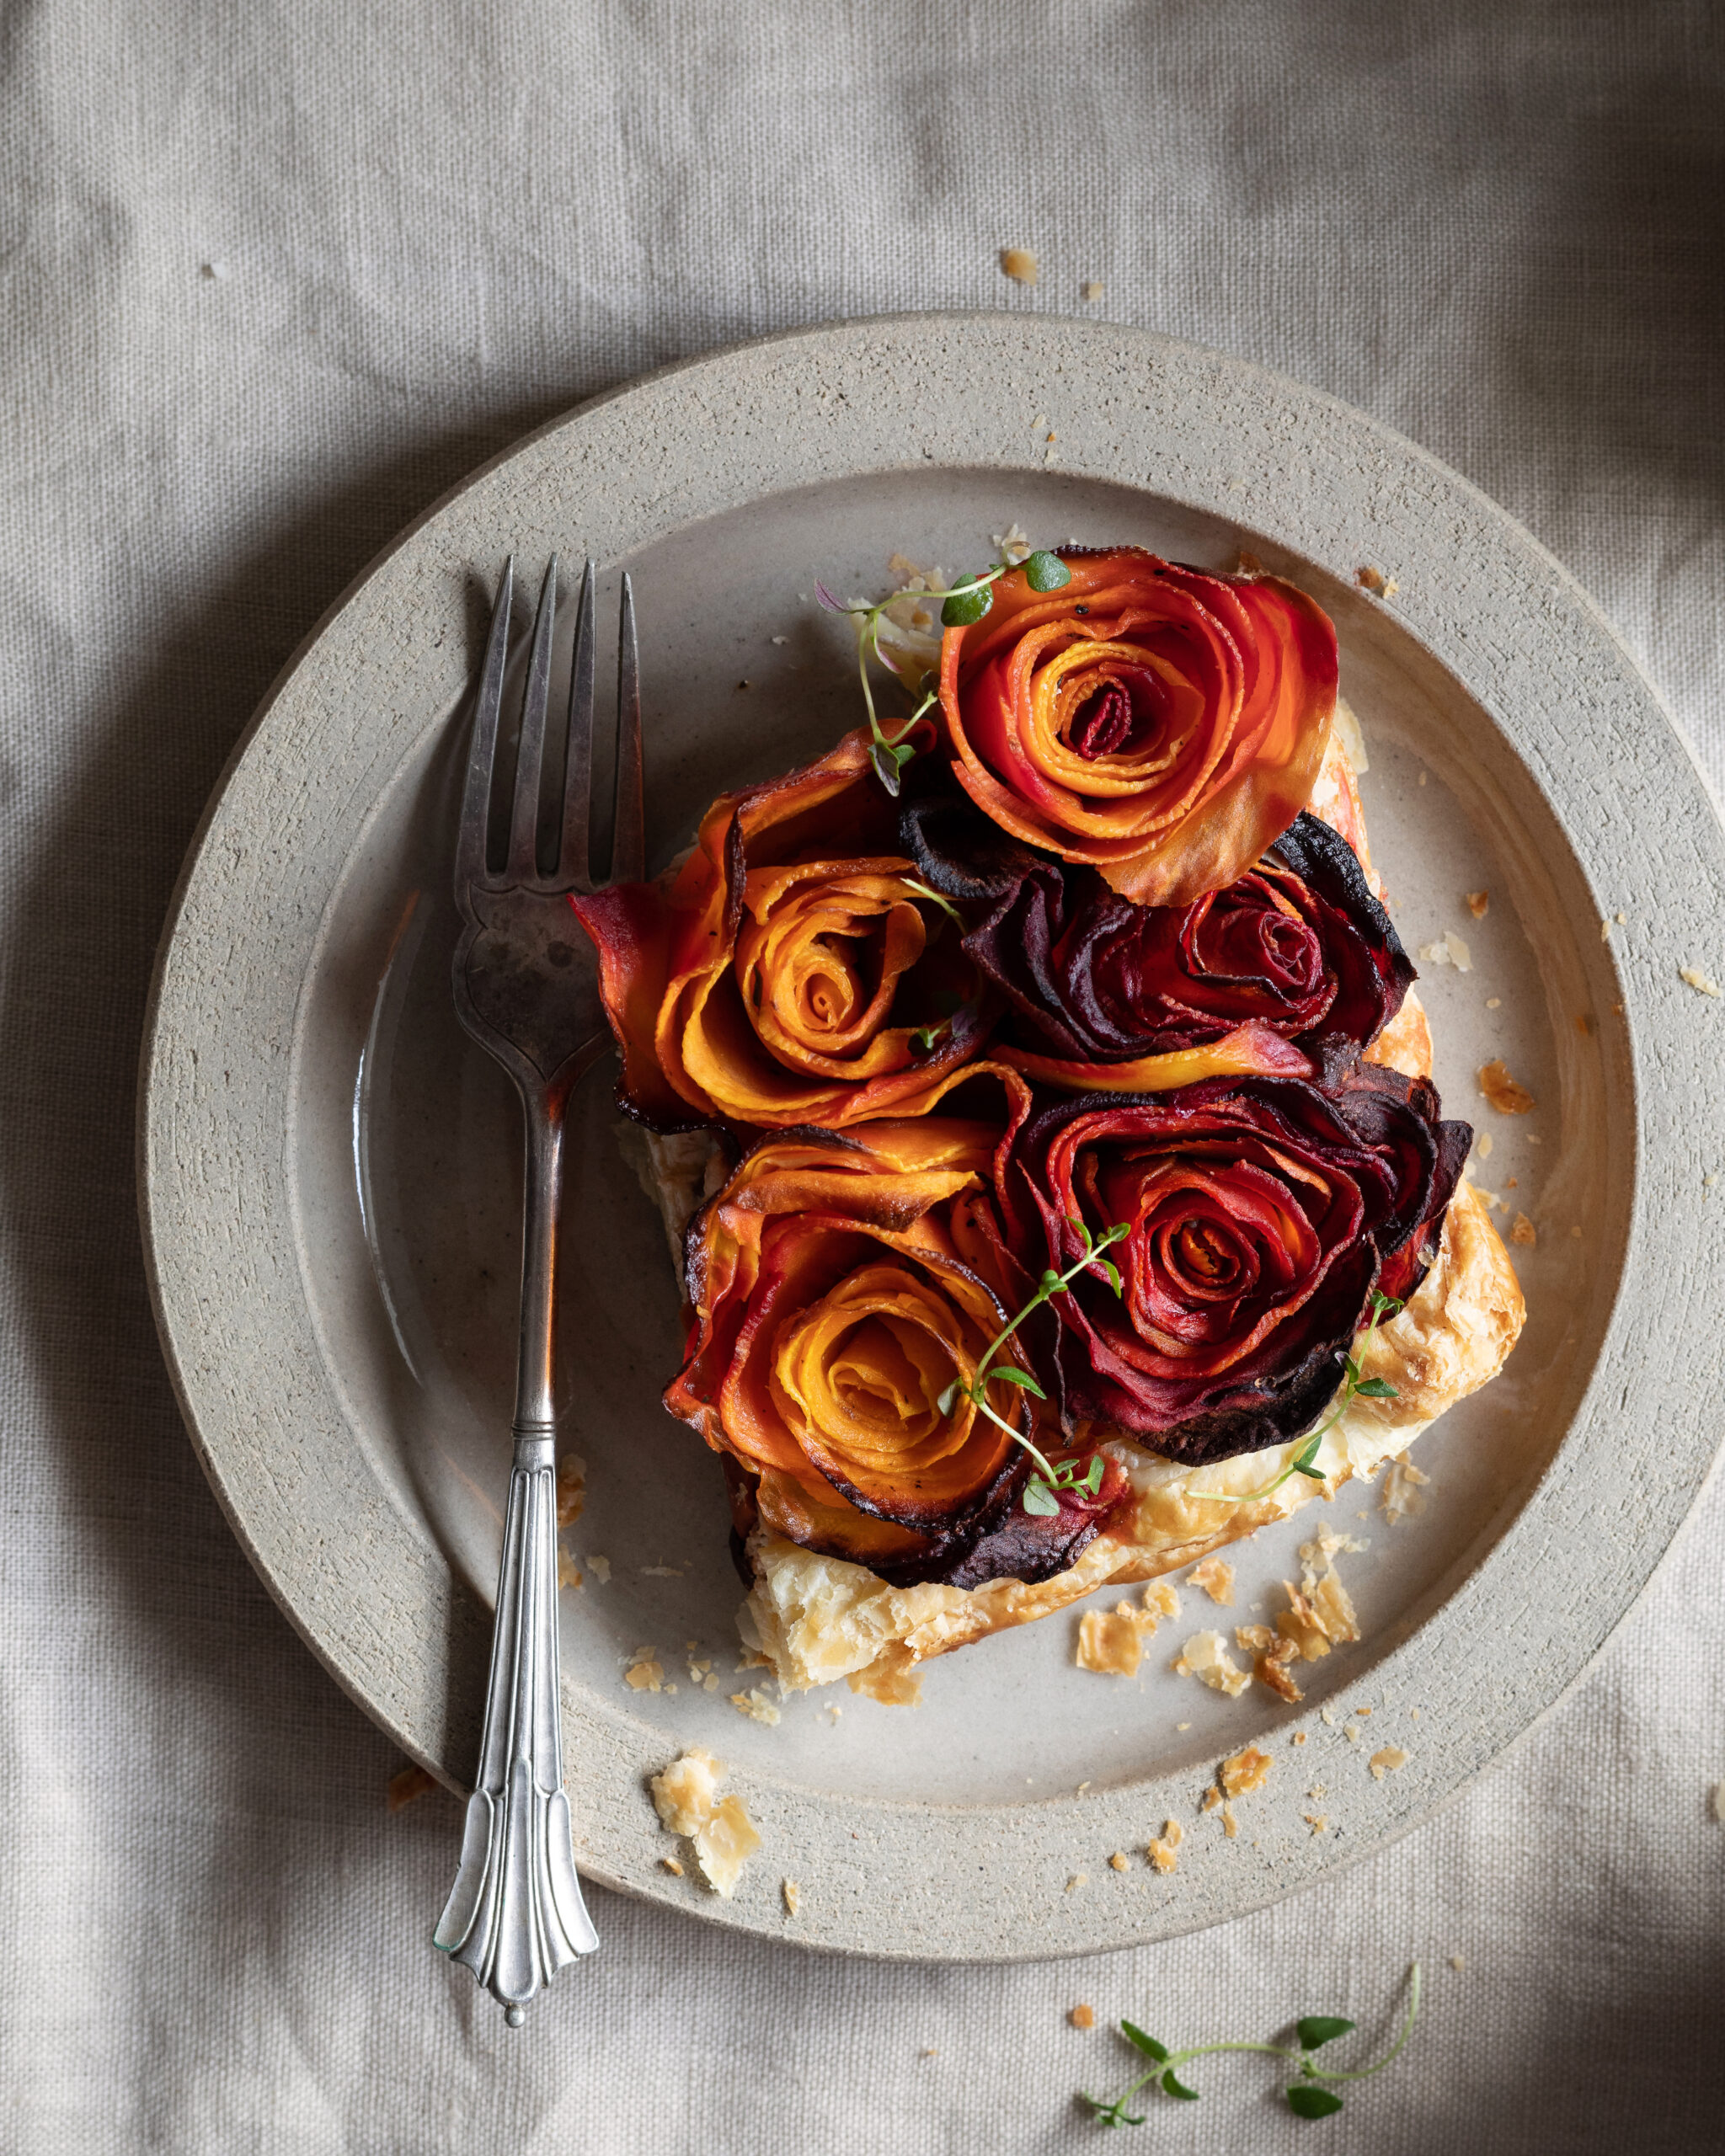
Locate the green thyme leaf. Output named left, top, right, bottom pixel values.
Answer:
left=1369, top=1291, right=1404, bottom=1321
left=941, top=581, right=995, bottom=627
left=1286, top=2086, right=1345, bottom=2120
left=1160, top=2071, right=1199, bottom=2102
left=869, top=740, right=903, bottom=796
left=892, top=739, right=917, bottom=768
left=990, top=1365, right=1047, bottom=1398
left=1343, top=1355, right=1361, bottom=1384
left=937, top=1380, right=962, bottom=1415
left=1296, top=2018, right=1356, bottom=2051
left=1354, top=1377, right=1398, bottom=1400
left=1119, top=2024, right=1168, bottom=2063
left=1023, top=548, right=1072, bottom=591
left=1097, top=1257, right=1124, bottom=1295
left=1078, top=1454, right=1104, bottom=1495
left=1068, top=1214, right=1094, bottom=1251
left=1022, top=1477, right=1060, bottom=1517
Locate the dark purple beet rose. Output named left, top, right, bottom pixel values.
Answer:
left=1000, top=1058, right=1469, bottom=1467
left=957, top=812, right=1413, bottom=1067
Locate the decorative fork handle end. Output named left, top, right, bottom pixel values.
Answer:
left=434, top=1432, right=598, bottom=2021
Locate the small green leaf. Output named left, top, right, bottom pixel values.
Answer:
left=1343, top=1355, right=1361, bottom=1385
left=1354, top=1377, right=1398, bottom=1400
left=891, top=739, right=917, bottom=769
left=1078, top=1454, right=1104, bottom=1494
left=1024, top=548, right=1072, bottom=591
left=990, top=1365, right=1048, bottom=1399
left=937, top=1380, right=961, bottom=1416
left=1286, top=2085, right=1344, bottom=2120
left=1022, top=1477, right=1060, bottom=1516
left=1068, top=1214, right=1094, bottom=1251
left=1369, top=1291, right=1404, bottom=1321
left=1160, top=2071, right=1199, bottom=2102
left=941, top=582, right=994, bottom=627
left=1100, top=1219, right=1132, bottom=1246
left=1296, top=2017, right=1356, bottom=2051
left=1294, top=1460, right=1327, bottom=1482
left=869, top=740, right=903, bottom=796
left=910, top=1023, right=945, bottom=1054
left=1119, top=2023, right=1168, bottom=2063
left=1039, top=1268, right=1061, bottom=1292
left=1097, top=1257, right=1124, bottom=1295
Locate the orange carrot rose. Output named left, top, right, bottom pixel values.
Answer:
left=570, top=731, right=990, bottom=1129
left=937, top=548, right=1338, bottom=906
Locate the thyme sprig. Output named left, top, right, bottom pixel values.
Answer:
left=937, top=1215, right=1130, bottom=1515
left=1082, top=1961, right=1422, bottom=2127
left=1186, top=1289, right=1404, bottom=1510
left=814, top=547, right=1071, bottom=796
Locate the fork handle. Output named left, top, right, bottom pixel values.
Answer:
left=434, top=1095, right=599, bottom=2018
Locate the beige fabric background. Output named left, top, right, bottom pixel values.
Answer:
left=3, top=1, right=1722, bottom=2148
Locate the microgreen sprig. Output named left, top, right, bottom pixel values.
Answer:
left=1081, top=1961, right=1422, bottom=2127
left=814, top=547, right=1071, bottom=796
left=937, top=1215, right=1130, bottom=1516
left=1186, top=1289, right=1404, bottom=1511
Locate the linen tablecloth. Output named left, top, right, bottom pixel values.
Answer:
left=4, top=2, right=1722, bottom=2148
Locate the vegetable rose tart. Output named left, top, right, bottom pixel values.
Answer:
left=668, top=1109, right=1126, bottom=1588
left=936, top=547, right=1338, bottom=906
left=571, top=730, right=991, bottom=1131
left=996, top=1059, right=1469, bottom=1468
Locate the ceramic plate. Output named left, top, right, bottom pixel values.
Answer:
left=139, top=315, right=1725, bottom=1960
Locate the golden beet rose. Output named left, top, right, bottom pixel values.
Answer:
left=669, top=1101, right=1124, bottom=1586
left=571, top=732, right=990, bottom=1129
left=938, top=549, right=1338, bottom=906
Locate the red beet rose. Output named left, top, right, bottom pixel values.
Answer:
left=999, top=1059, right=1469, bottom=1466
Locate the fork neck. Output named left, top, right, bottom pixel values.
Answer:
left=512, top=1086, right=568, bottom=1448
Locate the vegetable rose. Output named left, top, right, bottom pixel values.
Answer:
left=960, top=811, right=1413, bottom=1087
left=937, top=548, right=1337, bottom=905
left=668, top=1102, right=1125, bottom=1586
left=571, top=731, right=989, bottom=1130
left=1001, top=1061, right=1469, bottom=1466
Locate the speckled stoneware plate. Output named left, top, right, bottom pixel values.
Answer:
left=139, top=315, right=1725, bottom=1961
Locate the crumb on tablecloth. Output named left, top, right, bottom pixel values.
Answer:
left=1070, top=2003, right=1096, bottom=2028
left=386, top=1763, right=437, bottom=1812
left=999, top=246, right=1038, bottom=285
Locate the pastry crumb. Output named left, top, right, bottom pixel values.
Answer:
left=1187, top=1556, right=1235, bottom=1605
left=1065, top=1872, right=1087, bottom=1892
left=1381, top=1450, right=1431, bottom=1524
left=1355, top=566, right=1399, bottom=598
left=1174, top=1630, right=1251, bottom=1696
left=1418, top=930, right=1473, bottom=973
left=1199, top=1785, right=1222, bottom=1812
left=1304, top=1812, right=1328, bottom=1835
left=624, top=1649, right=665, bottom=1693
left=1476, top=1131, right=1494, bottom=1159
left=1292, top=1731, right=1307, bottom=1746
left=660, top=1855, right=684, bottom=1876
left=1236, top=548, right=1265, bottom=578
left=558, top=1550, right=583, bottom=1590
left=1076, top=1601, right=1157, bottom=1677
left=1108, top=1851, right=1130, bottom=1872
left=1478, top=1059, right=1535, bottom=1113
left=1070, top=2003, right=1096, bottom=2028
left=1370, top=1745, right=1411, bottom=1780
left=1080, top=280, right=1105, bottom=302
left=1147, top=1820, right=1183, bottom=1873
left=729, top=1688, right=782, bottom=1726
left=587, top=1554, right=611, bottom=1585
left=1449, top=1953, right=1466, bottom=1972
left=782, top=1877, right=800, bottom=1915
left=1000, top=246, right=1038, bottom=286
left=1680, top=965, right=1721, bottom=998
left=1510, top=1212, right=1537, bottom=1246
left=1343, top=1723, right=1361, bottom=1742
left=1222, top=1803, right=1238, bottom=1838
left=1709, top=1784, right=1725, bottom=1823
left=650, top=1748, right=761, bottom=1897
left=1219, top=1745, right=1274, bottom=1798
left=1142, top=1581, right=1180, bottom=1620
left=555, top=1451, right=586, bottom=1525
left=1466, top=890, right=1489, bottom=919
left=991, top=523, right=1033, bottom=565
left=386, top=1763, right=437, bottom=1812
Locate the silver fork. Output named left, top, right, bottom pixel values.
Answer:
left=433, top=553, right=643, bottom=2022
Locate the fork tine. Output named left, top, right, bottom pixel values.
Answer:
left=559, top=561, right=596, bottom=884
left=505, top=555, right=558, bottom=881
left=457, top=557, right=515, bottom=893
left=610, top=571, right=645, bottom=884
